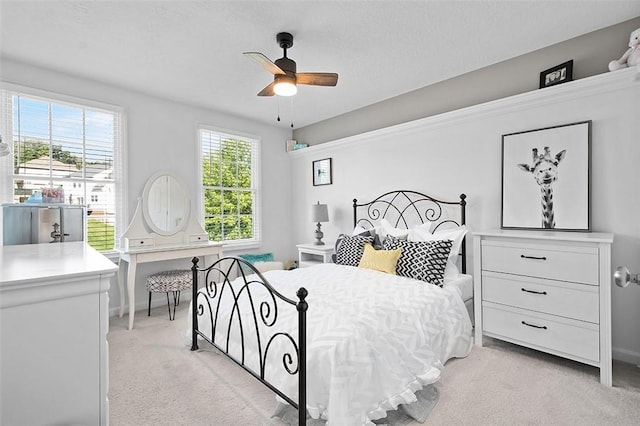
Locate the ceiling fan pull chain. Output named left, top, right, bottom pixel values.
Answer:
left=277, top=98, right=281, bottom=122
left=290, top=97, right=294, bottom=128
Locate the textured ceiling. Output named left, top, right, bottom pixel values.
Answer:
left=1, top=1, right=639, bottom=129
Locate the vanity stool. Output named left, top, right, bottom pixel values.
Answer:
left=146, top=269, right=192, bottom=321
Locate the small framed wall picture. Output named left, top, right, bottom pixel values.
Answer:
left=539, top=60, right=573, bottom=89
left=312, top=158, right=332, bottom=186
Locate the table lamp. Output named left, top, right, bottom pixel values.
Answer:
left=311, top=201, right=329, bottom=245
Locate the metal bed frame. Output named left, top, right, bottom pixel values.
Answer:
left=190, top=190, right=467, bottom=425
left=353, top=190, right=467, bottom=272
left=190, top=256, right=308, bottom=424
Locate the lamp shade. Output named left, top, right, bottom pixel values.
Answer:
left=311, top=202, right=329, bottom=223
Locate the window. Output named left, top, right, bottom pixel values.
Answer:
left=200, top=127, right=261, bottom=247
left=1, top=85, right=124, bottom=253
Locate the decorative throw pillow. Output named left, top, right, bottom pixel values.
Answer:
left=238, top=253, right=274, bottom=273
left=383, top=236, right=452, bottom=286
left=358, top=243, right=402, bottom=274
left=352, top=223, right=383, bottom=248
left=409, top=225, right=467, bottom=280
left=335, top=234, right=374, bottom=266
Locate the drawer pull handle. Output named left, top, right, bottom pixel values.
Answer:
left=521, top=321, right=547, bottom=330
left=521, top=288, right=547, bottom=295
left=520, top=254, right=547, bottom=261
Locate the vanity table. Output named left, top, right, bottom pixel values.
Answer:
left=117, top=172, right=222, bottom=330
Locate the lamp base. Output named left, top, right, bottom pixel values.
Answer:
left=314, top=223, right=325, bottom=245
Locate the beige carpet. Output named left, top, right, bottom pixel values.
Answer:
left=109, top=299, right=640, bottom=425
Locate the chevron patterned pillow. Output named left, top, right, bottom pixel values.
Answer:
left=335, top=234, right=375, bottom=266
left=383, top=236, right=453, bottom=286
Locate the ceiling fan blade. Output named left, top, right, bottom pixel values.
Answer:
left=257, top=81, right=276, bottom=96
left=243, top=52, right=285, bottom=75
left=296, top=73, right=338, bottom=86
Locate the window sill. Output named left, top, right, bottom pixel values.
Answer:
left=221, top=241, right=261, bottom=253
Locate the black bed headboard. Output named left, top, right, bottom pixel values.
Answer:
left=352, top=190, right=467, bottom=274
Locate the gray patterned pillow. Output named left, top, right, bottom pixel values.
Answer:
left=383, top=236, right=452, bottom=286
left=335, top=234, right=374, bottom=266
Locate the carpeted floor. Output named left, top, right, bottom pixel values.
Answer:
left=108, top=299, right=640, bottom=425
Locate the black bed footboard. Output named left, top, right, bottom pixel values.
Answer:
left=190, top=256, right=307, bottom=425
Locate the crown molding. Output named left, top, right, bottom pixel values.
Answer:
left=289, top=67, right=638, bottom=158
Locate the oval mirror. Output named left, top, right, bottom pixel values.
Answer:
left=142, top=172, right=190, bottom=236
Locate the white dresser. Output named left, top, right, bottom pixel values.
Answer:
left=473, top=229, right=614, bottom=386
left=0, top=242, right=117, bottom=425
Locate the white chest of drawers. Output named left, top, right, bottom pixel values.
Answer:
left=1, top=242, right=117, bottom=425
left=473, top=229, right=614, bottom=386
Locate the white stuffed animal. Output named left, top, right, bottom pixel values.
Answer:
left=608, top=27, right=640, bottom=71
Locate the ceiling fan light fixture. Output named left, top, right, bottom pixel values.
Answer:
left=273, top=74, right=297, bottom=96
left=245, top=32, right=337, bottom=98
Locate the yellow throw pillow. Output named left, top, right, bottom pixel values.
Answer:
left=358, top=243, right=401, bottom=275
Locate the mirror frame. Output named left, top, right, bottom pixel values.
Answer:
left=142, top=171, right=191, bottom=236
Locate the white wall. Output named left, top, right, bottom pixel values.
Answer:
left=289, top=68, right=640, bottom=363
left=1, top=58, right=294, bottom=317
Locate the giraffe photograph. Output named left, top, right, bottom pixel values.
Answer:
left=501, top=121, right=591, bottom=231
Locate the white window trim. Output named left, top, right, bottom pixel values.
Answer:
left=1, top=82, right=127, bottom=253
left=198, top=124, right=262, bottom=250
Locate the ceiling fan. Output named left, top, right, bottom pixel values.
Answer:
left=244, top=32, right=338, bottom=97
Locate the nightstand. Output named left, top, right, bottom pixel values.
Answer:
left=296, top=243, right=334, bottom=268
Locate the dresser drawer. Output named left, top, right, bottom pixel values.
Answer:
left=483, top=303, right=599, bottom=363
left=481, top=240, right=598, bottom=285
left=188, top=234, right=209, bottom=243
left=482, top=272, right=599, bottom=323
left=124, top=237, right=155, bottom=249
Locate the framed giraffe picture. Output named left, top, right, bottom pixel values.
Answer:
left=501, top=120, right=591, bottom=231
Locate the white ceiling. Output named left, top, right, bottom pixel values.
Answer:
left=1, top=1, right=639, bottom=129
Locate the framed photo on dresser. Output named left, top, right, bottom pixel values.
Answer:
left=501, top=120, right=591, bottom=231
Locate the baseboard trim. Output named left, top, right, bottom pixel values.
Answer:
left=613, top=347, right=640, bottom=365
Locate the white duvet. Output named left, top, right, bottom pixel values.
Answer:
left=188, top=263, right=472, bottom=425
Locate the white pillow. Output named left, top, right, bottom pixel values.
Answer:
left=409, top=224, right=467, bottom=281
left=378, top=218, right=409, bottom=241
left=254, top=261, right=284, bottom=273
left=407, top=222, right=433, bottom=241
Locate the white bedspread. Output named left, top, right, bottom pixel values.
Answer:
left=189, top=263, right=472, bottom=425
